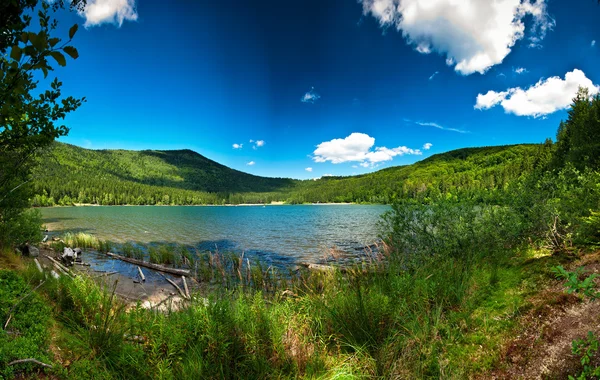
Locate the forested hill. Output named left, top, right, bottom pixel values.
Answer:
left=37, top=142, right=297, bottom=192
left=31, top=142, right=550, bottom=206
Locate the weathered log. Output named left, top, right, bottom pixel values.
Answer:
left=33, top=258, right=43, bottom=274
left=94, top=271, right=118, bottom=278
left=182, top=276, right=190, bottom=298
left=298, top=262, right=347, bottom=273
left=8, top=358, right=53, bottom=369
left=105, top=252, right=190, bottom=276
left=137, top=266, right=145, bottom=282
left=158, top=272, right=187, bottom=299
left=44, top=255, right=73, bottom=276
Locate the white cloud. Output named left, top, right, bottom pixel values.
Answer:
left=313, top=132, right=422, bottom=167
left=301, top=87, right=321, bottom=103
left=249, top=139, right=265, bottom=150
left=360, top=0, right=554, bottom=75
left=415, top=121, right=469, bottom=134
left=246, top=161, right=255, bottom=166
left=593, top=40, right=597, bottom=47
left=423, top=143, right=432, bottom=150
left=78, top=0, right=138, bottom=27
left=514, top=67, right=528, bottom=74
left=305, top=167, right=313, bottom=172
left=232, top=143, right=243, bottom=149
left=475, top=69, right=600, bottom=117
left=429, top=71, right=439, bottom=81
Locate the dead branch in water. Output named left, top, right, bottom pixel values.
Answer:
left=105, top=252, right=190, bottom=276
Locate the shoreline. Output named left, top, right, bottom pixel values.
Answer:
left=36, top=202, right=363, bottom=208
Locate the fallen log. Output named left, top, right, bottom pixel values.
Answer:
left=94, top=271, right=118, bottom=278
left=8, top=358, right=53, bottom=369
left=158, top=272, right=188, bottom=299
left=44, top=255, right=73, bottom=277
left=182, top=276, right=190, bottom=298
left=299, top=262, right=336, bottom=272
left=33, top=258, right=43, bottom=274
left=105, top=252, right=190, bottom=276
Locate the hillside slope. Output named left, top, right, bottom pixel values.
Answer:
left=31, top=142, right=549, bottom=205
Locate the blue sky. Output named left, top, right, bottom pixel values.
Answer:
left=51, top=0, right=600, bottom=179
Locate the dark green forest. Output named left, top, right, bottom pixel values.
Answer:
left=31, top=142, right=550, bottom=206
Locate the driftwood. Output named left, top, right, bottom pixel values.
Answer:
left=8, top=358, right=53, bottom=369
left=158, top=273, right=187, bottom=299
left=33, top=258, right=43, bottom=274
left=74, top=262, right=91, bottom=266
left=50, top=270, right=60, bottom=279
left=44, top=255, right=73, bottom=277
left=105, top=252, right=190, bottom=276
left=299, top=262, right=336, bottom=272
left=137, top=266, right=145, bottom=282
left=94, top=271, right=118, bottom=278
left=182, top=276, right=190, bottom=298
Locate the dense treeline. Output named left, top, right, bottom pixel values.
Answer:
left=31, top=142, right=548, bottom=206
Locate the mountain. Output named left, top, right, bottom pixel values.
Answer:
left=31, top=142, right=550, bottom=206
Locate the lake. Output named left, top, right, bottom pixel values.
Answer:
left=41, top=205, right=390, bottom=265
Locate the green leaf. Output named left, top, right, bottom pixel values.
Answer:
left=10, top=46, right=22, bottom=61
left=42, top=66, right=48, bottom=78
left=49, top=38, right=60, bottom=47
left=50, top=51, right=66, bottom=67
left=21, top=33, right=28, bottom=43
left=69, top=24, right=78, bottom=39
left=63, top=46, right=79, bottom=59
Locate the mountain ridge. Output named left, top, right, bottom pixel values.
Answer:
left=31, top=141, right=549, bottom=205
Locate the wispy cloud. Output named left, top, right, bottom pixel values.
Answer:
left=232, top=143, right=243, bottom=149
left=593, top=40, right=597, bottom=47
left=514, top=67, right=528, bottom=74
left=423, top=143, right=432, bottom=150
left=429, top=71, right=439, bottom=81
left=414, top=121, right=469, bottom=134
left=305, top=167, right=313, bottom=172
left=301, top=87, right=321, bottom=104
left=78, top=0, right=138, bottom=27
left=246, top=161, right=255, bottom=166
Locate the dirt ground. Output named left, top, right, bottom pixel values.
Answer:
left=486, top=251, right=600, bottom=379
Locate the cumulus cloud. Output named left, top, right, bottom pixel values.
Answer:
left=313, top=133, right=422, bottom=167
left=246, top=161, right=255, bottom=166
left=429, top=71, right=439, bottom=81
left=301, top=87, right=321, bottom=103
left=514, top=67, right=528, bottom=74
left=360, top=0, right=554, bottom=75
left=78, top=0, right=138, bottom=27
left=305, top=167, right=313, bottom=172
left=475, top=69, right=600, bottom=117
left=423, top=143, right=432, bottom=150
left=232, top=143, right=243, bottom=149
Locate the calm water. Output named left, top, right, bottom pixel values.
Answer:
left=41, top=205, right=389, bottom=265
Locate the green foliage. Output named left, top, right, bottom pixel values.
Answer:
left=553, top=88, right=600, bottom=171
left=0, top=208, right=42, bottom=247
left=570, top=332, right=600, bottom=380
left=552, top=266, right=600, bottom=300
left=0, top=270, right=52, bottom=379
left=0, top=0, right=84, bottom=248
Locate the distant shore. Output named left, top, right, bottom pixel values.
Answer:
left=38, top=201, right=359, bottom=208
